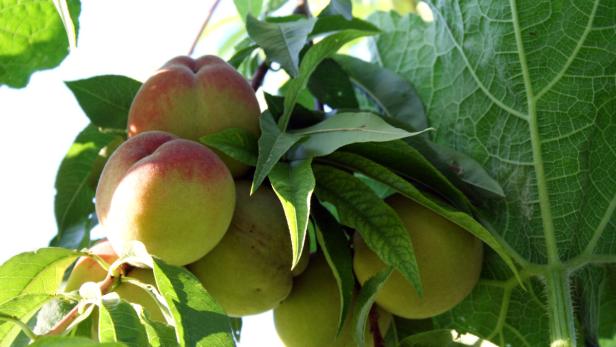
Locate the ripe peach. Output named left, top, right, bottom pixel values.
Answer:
left=95, top=131, right=235, bottom=266
left=127, top=55, right=260, bottom=176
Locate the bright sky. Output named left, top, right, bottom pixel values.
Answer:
left=0, top=1, right=286, bottom=345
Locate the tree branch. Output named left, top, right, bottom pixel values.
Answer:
left=188, top=0, right=222, bottom=56
left=45, top=263, right=132, bottom=336
left=251, top=62, right=269, bottom=91
left=369, top=305, right=385, bottom=347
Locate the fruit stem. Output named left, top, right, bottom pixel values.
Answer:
left=369, top=305, right=384, bottom=347
left=188, top=0, right=222, bottom=56
left=45, top=263, right=132, bottom=336
left=545, top=269, right=576, bottom=347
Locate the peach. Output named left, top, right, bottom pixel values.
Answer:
left=127, top=55, right=260, bottom=176
left=188, top=180, right=293, bottom=317
left=353, top=196, right=483, bottom=319
left=95, top=131, right=235, bottom=266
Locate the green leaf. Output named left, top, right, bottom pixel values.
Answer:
left=33, top=297, right=77, bottom=335
left=313, top=164, right=422, bottom=294
left=324, top=150, right=519, bottom=282
left=312, top=204, right=354, bottom=335
left=399, top=329, right=470, bottom=346
left=352, top=267, right=392, bottom=347
left=0, top=0, right=81, bottom=88
left=200, top=128, right=258, bottom=166
left=334, top=54, right=427, bottom=131
left=278, top=28, right=379, bottom=130
left=246, top=15, right=315, bottom=77
left=135, top=306, right=178, bottom=347
left=233, top=0, right=263, bottom=21
left=0, top=248, right=80, bottom=303
left=264, top=92, right=325, bottom=129
left=269, top=160, right=315, bottom=269
left=311, top=16, right=379, bottom=37
left=228, top=45, right=259, bottom=69
left=372, top=3, right=616, bottom=344
left=264, top=0, right=286, bottom=15
left=53, top=124, right=118, bottom=242
left=344, top=141, right=472, bottom=212
left=65, top=75, right=142, bottom=130
left=288, top=112, right=429, bottom=159
left=98, top=296, right=149, bottom=347
left=252, top=112, right=302, bottom=193
left=152, top=259, right=233, bottom=347
left=320, top=0, right=352, bottom=20
left=308, top=58, right=358, bottom=109
left=29, top=336, right=127, bottom=347
left=0, top=294, right=53, bottom=347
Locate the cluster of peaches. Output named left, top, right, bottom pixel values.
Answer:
left=64, top=55, right=483, bottom=346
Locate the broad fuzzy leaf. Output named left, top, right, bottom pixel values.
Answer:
left=371, top=3, right=616, bottom=344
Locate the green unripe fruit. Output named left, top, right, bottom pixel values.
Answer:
left=188, top=180, right=293, bottom=317
left=353, top=195, right=483, bottom=319
left=64, top=241, right=164, bottom=322
left=274, top=254, right=391, bottom=347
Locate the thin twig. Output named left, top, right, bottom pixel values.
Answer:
left=45, top=263, right=132, bottom=336
left=188, top=0, right=222, bottom=56
left=293, top=0, right=311, bottom=16
left=369, top=305, right=385, bottom=347
left=251, top=62, right=269, bottom=91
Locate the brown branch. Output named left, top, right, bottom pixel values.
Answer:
left=188, top=0, right=222, bottom=56
left=369, top=305, right=385, bottom=347
left=46, top=263, right=133, bottom=336
left=251, top=62, right=269, bottom=91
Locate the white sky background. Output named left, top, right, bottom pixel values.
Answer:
left=0, top=0, right=287, bottom=345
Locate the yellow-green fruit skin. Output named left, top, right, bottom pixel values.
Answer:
left=353, top=196, right=483, bottom=319
left=188, top=180, right=293, bottom=317
left=274, top=254, right=391, bottom=347
left=64, top=241, right=164, bottom=322
left=95, top=131, right=235, bottom=266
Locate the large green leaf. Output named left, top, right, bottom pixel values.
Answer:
left=371, top=2, right=616, bottom=345
left=246, top=15, right=315, bottom=77
left=53, top=125, right=119, bottom=244
left=152, top=259, right=233, bottom=347
left=98, top=296, right=149, bottom=347
left=0, top=294, right=53, bottom=347
left=269, top=160, right=315, bottom=269
left=0, top=248, right=80, bottom=304
left=0, top=0, right=80, bottom=88
left=29, top=336, right=126, bottom=347
left=233, top=0, right=263, bottom=22
left=313, top=164, right=422, bottom=295
left=65, top=75, right=142, bottom=130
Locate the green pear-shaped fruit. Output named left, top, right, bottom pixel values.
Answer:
left=274, top=254, right=391, bottom=347
left=353, top=195, right=483, bottom=319
left=64, top=240, right=164, bottom=322
left=188, top=180, right=293, bottom=317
